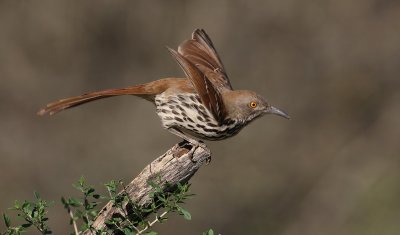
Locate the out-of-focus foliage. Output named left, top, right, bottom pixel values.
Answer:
left=1, top=0, right=399, bottom=234
left=2, top=177, right=198, bottom=234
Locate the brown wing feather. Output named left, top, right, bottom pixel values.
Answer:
left=178, top=29, right=233, bottom=91
left=168, top=47, right=227, bottom=124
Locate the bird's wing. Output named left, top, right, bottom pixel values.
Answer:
left=168, top=47, right=227, bottom=124
left=177, top=29, right=233, bottom=91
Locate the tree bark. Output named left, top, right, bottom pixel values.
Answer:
left=82, top=142, right=211, bottom=234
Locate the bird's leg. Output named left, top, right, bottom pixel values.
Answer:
left=168, top=127, right=208, bottom=159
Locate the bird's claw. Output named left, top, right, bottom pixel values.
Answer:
left=180, top=140, right=209, bottom=162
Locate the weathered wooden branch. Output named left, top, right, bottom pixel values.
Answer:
left=83, top=142, right=211, bottom=234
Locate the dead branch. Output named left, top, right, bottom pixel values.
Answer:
left=82, top=142, right=211, bottom=234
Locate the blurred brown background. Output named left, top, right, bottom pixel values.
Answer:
left=1, top=0, right=400, bottom=234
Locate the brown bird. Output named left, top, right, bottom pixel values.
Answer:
left=38, top=29, right=289, bottom=151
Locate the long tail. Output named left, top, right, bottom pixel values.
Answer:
left=37, top=78, right=182, bottom=116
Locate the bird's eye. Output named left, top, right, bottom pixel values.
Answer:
left=249, top=101, right=257, bottom=108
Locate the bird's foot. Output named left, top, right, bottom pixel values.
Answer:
left=180, top=139, right=210, bottom=163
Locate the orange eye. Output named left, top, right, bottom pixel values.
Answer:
left=249, top=101, right=257, bottom=108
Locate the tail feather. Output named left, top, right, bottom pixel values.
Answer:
left=38, top=78, right=191, bottom=116
left=38, top=84, right=156, bottom=116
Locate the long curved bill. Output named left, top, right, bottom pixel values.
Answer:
left=265, top=106, right=290, bottom=119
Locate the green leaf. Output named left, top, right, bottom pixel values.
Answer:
left=202, top=229, right=214, bottom=235
left=68, top=198, right=82, bottom=207
left=21, top=223, right=32, bottom=228
left=14, top=200, right=20, bottom=209
left=3, top=213, right=11, bottom=228
left=86, top=187, right=95, bottom=196
left=33, top=191, right=41, bottom=199
left=61, top=197, right=68, bottom=207
left=156, top=194, right=166, bottom=203
left=145, top=232, right=158, bottom=235
left=22, top=201, right=30, bottom=211
left=177, top=207, right=191, bottom=220
left=122, top=227, right=134, bottom=235
left=79, top=176, right=85, bottom=187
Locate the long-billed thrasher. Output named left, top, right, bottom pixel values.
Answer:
left=38, top=29, right=289, bottom=152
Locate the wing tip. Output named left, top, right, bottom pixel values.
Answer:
left=192, top=28, right=203, bottom=38
left=192, top=28, right=207, bottom=40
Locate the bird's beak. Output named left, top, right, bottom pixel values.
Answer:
left=265, top=106, right=290, bottom=119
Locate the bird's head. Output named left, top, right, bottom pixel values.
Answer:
left=223, top=90, right=290, bottom=123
